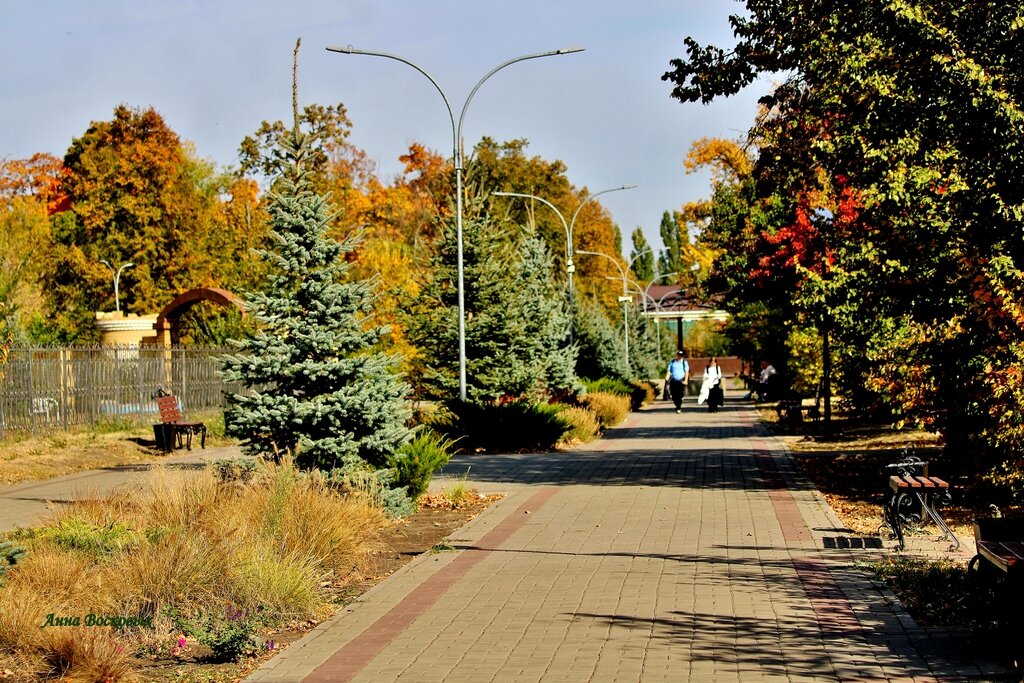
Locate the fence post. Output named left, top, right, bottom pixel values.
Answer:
left=60, top=347, right=69, bottom=431
left=28, top=348, right=36, bottom=435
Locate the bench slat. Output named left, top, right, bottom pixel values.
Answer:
left=902, top=475, right=922, bottom=488
left=914, top=476, right=935, bottom=488
left=978, top=540, right=1024, bottom=572
left=889, top=475, right=909, bottom=489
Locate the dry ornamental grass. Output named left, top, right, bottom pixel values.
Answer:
left=0, top=460, right=388, bottom=681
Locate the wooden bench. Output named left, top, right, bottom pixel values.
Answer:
left=155, top=394, right=207, bottom=451
left=974, top=518, right=1024, bottom=575
left=970, top=517, right=1024, bottom=669
left=881, top=459, right=958, bottom=551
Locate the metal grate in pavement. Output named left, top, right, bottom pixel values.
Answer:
left=822, top=535, right=884, bottom=549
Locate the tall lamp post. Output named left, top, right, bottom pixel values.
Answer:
left=100, top=260, right=133, bottom=313
left=493, top=185, right=635, bottom=345
left=576, top=247, right=655, bottom=375
left=328, top=45, right=584, bottom=402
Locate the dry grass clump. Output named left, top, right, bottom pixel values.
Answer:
left=581, top=391, right=630, bottom=428
left=0, top=459, right=388, bottom=681
left=557, top=406, right=601, bottom=445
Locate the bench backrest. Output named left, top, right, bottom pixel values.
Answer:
left=974, top=517, right=1024, bottom=542
left=156, top=395, right=183, bottom=424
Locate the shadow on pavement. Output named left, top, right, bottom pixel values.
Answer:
left=565, top=609, right=1006, bottom=680
left=438, top=447, right=813, bottom=491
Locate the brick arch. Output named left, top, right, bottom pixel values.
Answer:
left=152, top=287, right=245, bottom=345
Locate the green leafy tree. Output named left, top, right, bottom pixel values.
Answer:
left=222, top=129, right=412, bottom=472
left=664, top=0, right=1024, bottom=459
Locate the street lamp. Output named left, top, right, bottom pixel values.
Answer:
left=100, top=260, right=133, bottom=313
left=493, top=185, right=635, bottom=345
left=327, top=45, right=584, bottom=403
left=576, top=247, right=655, bottom=375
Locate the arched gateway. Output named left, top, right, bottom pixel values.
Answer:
left=145, top=287, right=245, bottom=346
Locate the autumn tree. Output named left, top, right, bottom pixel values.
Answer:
left=40, top=106, right=250, bottom=340
left=0, top=154, right=62, bottom=339
left=473, top=137, right=626, bottom=319
left=665, top=0, right=1024, bottom=463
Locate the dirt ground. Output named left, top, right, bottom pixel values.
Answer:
left=133, top=493, right=502, bottom=682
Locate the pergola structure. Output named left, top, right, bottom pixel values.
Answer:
left=639, top=285, right=729, bottom=353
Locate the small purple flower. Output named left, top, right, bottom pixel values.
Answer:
left=178, top=637, right=187, bottom=648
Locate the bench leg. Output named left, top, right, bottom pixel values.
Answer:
left=918, top=492, right=960, bottom=551
left=883, top=489, right=907, bottom=551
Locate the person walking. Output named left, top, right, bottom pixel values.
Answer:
left=698, top=357, right=724, bottom=411
left=664, top=351, right=690, bottom=413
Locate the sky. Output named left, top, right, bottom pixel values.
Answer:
left=0, top=0, right=770, bottom=253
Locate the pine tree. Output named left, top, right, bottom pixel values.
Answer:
left=221, top=129, right=411, bottom=471
left=573, top=297, right=624, bottom=380
left=627, top=303, right=662, bottom=379
left=409, top=201, right=578, bottom=403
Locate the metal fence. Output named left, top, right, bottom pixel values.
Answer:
left=0, top=345, right=237, bottom=435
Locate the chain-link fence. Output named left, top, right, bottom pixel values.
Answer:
left=0, top=345, right=237, bottom=436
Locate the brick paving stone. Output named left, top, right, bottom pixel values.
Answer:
left=224, top=400, right=1018, bottom=682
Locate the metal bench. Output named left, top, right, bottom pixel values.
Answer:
left=154, top=392, right=206, bottom=452
left=880, top=457, right=959, bottom=551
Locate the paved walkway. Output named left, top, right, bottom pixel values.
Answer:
left=0, top=445, right=240, bottom=532
left=246, top=400, right=1013, bottom=682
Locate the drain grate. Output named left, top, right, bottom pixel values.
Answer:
left=822, top=535, right=883, bottom=549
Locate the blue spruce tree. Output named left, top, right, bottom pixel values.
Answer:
left=222, top=128, right=412, bottom=472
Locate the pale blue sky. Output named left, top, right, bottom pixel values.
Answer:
left=0, top=0, right=769, bottom=251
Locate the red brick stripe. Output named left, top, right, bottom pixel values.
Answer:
left=751, top=440, right=812, bottom=543
left=304, top=486, right=560, bottom=682
left=792, top=557, right=861, bottom=634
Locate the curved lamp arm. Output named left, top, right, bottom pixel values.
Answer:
left=493, top=191, right=570, bottom=261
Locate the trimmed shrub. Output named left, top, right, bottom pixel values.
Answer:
left=583, top=377, right=633, bottom=397
left=390, top=430, right=454, bottom=499
left=556, top=406, right=601, bottom=445
left=582, top=392, right=630, bottom=428
left=629, top=381, right=657, bottom=411
left=434, top=400, right=569, bottom=453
